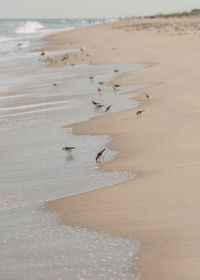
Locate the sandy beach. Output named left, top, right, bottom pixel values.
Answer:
left=45, top=17, right=200, bottom=279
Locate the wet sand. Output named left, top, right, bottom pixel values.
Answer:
left=46, top=18, right=200, bottom=279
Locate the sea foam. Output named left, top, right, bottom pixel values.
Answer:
left=15, top=21, right=44, bottom=34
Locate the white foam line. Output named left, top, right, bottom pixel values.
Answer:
left=0, top=94, right=34, bottom=100
left=0, top=104, right=71, bottom=119
left=0, top=100, right=70, bottom=112
left=0, top=92, right=71, bottom=100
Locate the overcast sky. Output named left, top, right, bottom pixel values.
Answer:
left=1, top=0, right=200, bottom=18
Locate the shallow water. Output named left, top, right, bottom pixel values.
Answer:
left=0, top=29, right=148, bottom=279
left=0, top=62, right=148, bottom=212
left=0, top=205, right=140, bottom=280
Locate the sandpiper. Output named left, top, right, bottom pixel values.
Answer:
left=136, top=110, right=145, bottom=117
left=96, top=104, right=105, bottom=108
left=80, top=45, right=86, bottom=52
left=62, top=146, right=75, bottom=153
left=98, top=88, right=102, bottom=94
left=96, top=148, right=106, bottom=162
left=113, top=84, right=120, bottom=91
left=92, top=100, right=100, bottom=105
left=61, top=55, right=69, bottom=61
left=105, top=105, right=112, bottom=112
left=145, top=94, right=151, bottom=100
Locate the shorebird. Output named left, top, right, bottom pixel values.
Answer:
left=105, top=105, right=112, bottom=112
left=89, top=76, right=94, bottom=81
left=96, top=104, right=105, bottom=108
left=113, top=85, right=120, bottom=91
left=80, top=45, right=86, bottom=52
left=61, top=55, right=69, bottom=61
left=96, top=148, right=106, bottom=162
left=62, top=146, right=75, bottom=154
left=41, top=51, right=45, bottom=56
left=114, top=69, right=119, bottom=73
left=98, top=88, right=102, bottom=94
left=98, top=81, right=104, bottom=85
left=92, top=100, right=100, bottom=105
left=53, top=83, right=58, bottom=86
left=136, top=110, right=145, bottom=117
left=145, top=94, right=151, bottom=100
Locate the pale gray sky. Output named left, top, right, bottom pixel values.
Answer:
left=1, top=0, right=200, bottom=18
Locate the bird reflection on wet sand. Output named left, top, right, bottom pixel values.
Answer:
left=65, top=154, right=74, bottom=161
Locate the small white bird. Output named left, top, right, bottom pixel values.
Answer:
left=80, top=45, right=86, bottom=52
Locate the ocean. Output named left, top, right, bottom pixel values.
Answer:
left=0, top=19, right=147, bottom=279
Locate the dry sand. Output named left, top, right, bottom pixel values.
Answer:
left=45, top=18, right=200, bottom=279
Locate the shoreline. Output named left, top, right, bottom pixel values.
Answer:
left=45, top=17, right=200, bottom=280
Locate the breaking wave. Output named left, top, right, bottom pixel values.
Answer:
left=15, top=21, right=44, bottom=34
